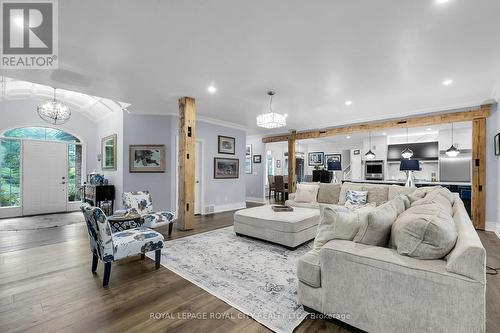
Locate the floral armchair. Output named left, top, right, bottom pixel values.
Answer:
left=80, top=205, right=164, bottom=287
left=122, top=191, right=175, bottom=236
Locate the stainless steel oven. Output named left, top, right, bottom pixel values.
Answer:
left=365, top=160, right=384, bottom=180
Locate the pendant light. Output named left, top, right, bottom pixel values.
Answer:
left=445, top=123, right=460, bottom=157
left=37, top=88, right=71, bottom=125
left=401, top=127, right=414, bottom=159
left=365, top=132, right=376, bottom=160
left=256, top=90, right=287, bottom=129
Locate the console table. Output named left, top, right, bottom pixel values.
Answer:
left=83, top=184, right=115, bottom=215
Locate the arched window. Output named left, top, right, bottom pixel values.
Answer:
left=1, top=127, right=83, bottom=208
left=3, top=126, right=80, bottom=143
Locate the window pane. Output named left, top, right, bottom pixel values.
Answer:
left=4, top=126, right=79, bottom=143
left=68, top=144, right=82, bottom=202
left=0, top=139, right=20, bottom=207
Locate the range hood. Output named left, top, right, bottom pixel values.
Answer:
left=387, top=142, right=439, bottom=162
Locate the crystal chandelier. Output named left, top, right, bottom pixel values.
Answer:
left=37, top=88, right=71, bottom=125
left=256, top=90, right=287, bottom=129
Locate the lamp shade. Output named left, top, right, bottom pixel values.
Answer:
left=400, top=159, right=420, bottom=171
left=327, top=160, right=342, bottom=171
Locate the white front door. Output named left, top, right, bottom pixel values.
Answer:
left=194, top=141, right=202, bottom=215
left=22, top=140, right=68, bottom=215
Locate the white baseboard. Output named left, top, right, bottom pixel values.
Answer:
left=0, top=206, right=22, bottom=219
left=246, top=196, right=266, bottom=204
left=213, top=202, right=247, bottom=214
left=485, top=221, right=497, bottom=232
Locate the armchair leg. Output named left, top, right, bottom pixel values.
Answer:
left=91, top=253, right=98, bottom=273
left=168, top=222, right=173, bottom=237
left=155, top=249, right=161, bottom=269
left=103, top=262, right=111, bottom=287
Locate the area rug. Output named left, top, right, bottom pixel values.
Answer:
left=0, top=212, right=83, bottom=231
left=148, top=226, right=312, bottom=333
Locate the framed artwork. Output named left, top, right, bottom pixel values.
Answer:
left=101, top=134, right=117, bottom=170
left=308, top=152, right=324, bottom=166
left=495, top=133, right=500, bottom=156
left=325, top=153, right=342, bottom=166
left=276, top=159, right=281, bottom=168
left=245, top=144, right=252, bottom=174
left=218, top=135, right=235, bottom=154
left=129, top=145, right=165, bottom=173
left=354, top=149, right=360, bottom=155
left=214, top=157, right=239, bottom=179
left=253, top=155, right=261, bottom=163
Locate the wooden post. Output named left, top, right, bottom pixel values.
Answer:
left=471, top=117, right=486, bottom=230
left=178, top=97, right=196, bottom=231
left=288, top=131, right=297, bottom=194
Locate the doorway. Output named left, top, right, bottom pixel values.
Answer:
left=22, top=140, right=68, bottom=215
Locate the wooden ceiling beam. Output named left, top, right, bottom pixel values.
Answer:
left=262, top=102, right=494, bottom=143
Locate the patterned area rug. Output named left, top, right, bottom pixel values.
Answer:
left=0, top=212, right=83, bottom=231
left=149, top=226, right=312, bottom=333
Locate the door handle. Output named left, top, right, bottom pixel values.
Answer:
left=61, top=181, right=66, bottom=184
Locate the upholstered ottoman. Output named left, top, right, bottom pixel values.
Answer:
left=234, top=205, right=320, bottom=248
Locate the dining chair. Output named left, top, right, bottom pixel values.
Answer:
left=274, top=175, right=288, bottom=202
left=268, top=175, right=276, bottom=199
left=81, top=205, right=164, bottom=287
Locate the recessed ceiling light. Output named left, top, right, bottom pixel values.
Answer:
left=382, top=132, right=387, bottom=136
left=346, top=135, right=351, bottom=139
left=442, top=79, right=453, bottom=86
left=436, top=0, right=450, bottom=4
left=427, top=127, right=432, bottom=131
left=345, top=100, right=353, bottom=106
left=207, top=85, right=217, bottom=94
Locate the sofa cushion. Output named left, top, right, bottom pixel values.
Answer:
left=353, top=196, right=405, bottom=246
left=392, top=204, right=458, bottom=259
left=317, top=183, right=342, bottom=204
left=338, top=183, right=364, bottom=205
left=388, top=185, right=416, bottom=200
left=285, top=200, right=320, bottom=209
left=313, top=205, right=363, bottom=250
left=361, top=183, right=390, bottom=206
left=411, top=187, right=455, bottom=215
left=297, top=251, right=321, bottom=288
left=407, top=186, right=441, bottom=203
left=345, top=189, right=368, bottom=206
left=295, top=183, right=320, bottom=203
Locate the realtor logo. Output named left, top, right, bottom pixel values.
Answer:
left=1, top=0, right=58, bottom=69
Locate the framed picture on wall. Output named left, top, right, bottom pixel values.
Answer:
left=495, top=133, right=500, bottom=156
left=129, top=145, right=165, bottom=173
left=101, top=134, right=117, bottom=170
left=353, top=149, right=360, bottom=155
left=253, top=155, right=261, bottom=163
left=214, top=157, right=239, bottom=179
left=245, top=144, right=252, bottom=174
left=325, top=153, right=342, bottom=167
left=308, top=152, right=324, bottom=166
left=218, top=135, right=235, bottom=154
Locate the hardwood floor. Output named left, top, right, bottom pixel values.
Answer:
left=0, top=207, right=499, bottom=333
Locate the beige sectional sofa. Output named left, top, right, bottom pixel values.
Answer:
left=293, top=182, right=486, bottom=333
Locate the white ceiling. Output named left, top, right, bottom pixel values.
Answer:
left=2, top=0, right=500, bottom=134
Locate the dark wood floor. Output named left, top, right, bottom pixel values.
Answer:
left=0, top=206, right=499, bottom=333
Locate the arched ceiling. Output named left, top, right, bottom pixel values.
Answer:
left=0, top=77, right=127, bottom=122
left=2, top=0, right=500, bottom=134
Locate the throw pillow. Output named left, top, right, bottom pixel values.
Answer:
left=353, top=197, right=401, bottom=246
left=361, top=184, right=389, bottom=206
left=338, top=183, right=364, bottom=205
left=345, top=189, right=368, bottom=206
left=295, top=183, right=320, bottom=203
left=317, top=183, right=342, bottom=204
left=411, top=187, right=455, bottom=216
left=388, top=185, right=417, bottom=200
left=392, top=203, right=457, bottom=259
left=314, top=204, right=374, bottom=250
left=407, top=186, right=441, bottom=203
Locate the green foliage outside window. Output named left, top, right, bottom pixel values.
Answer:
left=0, top=139, right=21, bottom=207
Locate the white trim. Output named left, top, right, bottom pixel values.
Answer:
left=485, top=221, right=497, bottom=232
left=496, top=223, right=500, bottom=240
left=213, top=202, right=247, bottom=214
left=0, top=206, right=22, bottom=219
left=246, top=196, right=266, bottom=204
